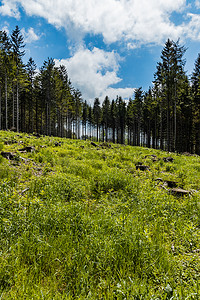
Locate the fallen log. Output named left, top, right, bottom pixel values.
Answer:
left=18, top=146, right=35, bottom=153
left=170, top=188, right=190, bottom=196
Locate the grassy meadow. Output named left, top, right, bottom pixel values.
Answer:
left=0, top=130, right=199, bottom=299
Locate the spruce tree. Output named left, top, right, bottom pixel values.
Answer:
left=93, top=98, right=101, bottom=142
left=102, top=96, right=111, bottom=142
left=26, top=57, right=37, bottom=132
left=191, top=53, right=200, bottom=154
left=154, top=39, right=186, bottom=151
left=11, top=26, right=26, bottom=132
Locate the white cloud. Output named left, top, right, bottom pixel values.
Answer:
left=55, top=47, right=135, bottom=102
left=21, top=27, right=40, bottom=43
left=0, top=1, right=20, bottom=19
left=0, top=0, right=200, bottom=46
left=102, top=87, right=135, bottom=102
left=1, top=0, right=200, bottom=102
left=195, top=0, right=200, bottom=9
left=184, top=13, right=200, bottom=40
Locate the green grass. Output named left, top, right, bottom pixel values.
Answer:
left=0, top=130, right=199, bottom=299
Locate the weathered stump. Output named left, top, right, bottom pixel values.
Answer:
left=163, top=157, right=174, bottom=162
left=1, top=151, right=15, bottom=160
left=165, top=180, right=178, bottom=188
left=91, top=142, right=98, bottom=147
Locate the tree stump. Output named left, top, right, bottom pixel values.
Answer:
left=165, top=180, right=178, bottom=188
left=91, top=142, right=98, bottom=147
left=163, top=157, right=174, bottom=162
left=1, top=152, right=15, bottom=160
left=136, top=165, right=150, bottom=171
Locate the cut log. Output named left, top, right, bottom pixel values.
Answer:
left=170, top=188, right=190, bottom=196
left=18, top=146, right=35, bottom=153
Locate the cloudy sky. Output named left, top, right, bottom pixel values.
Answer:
left=0, top=0, right=200, bottom=102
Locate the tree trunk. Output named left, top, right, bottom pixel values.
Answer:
left=97, top=122, right=99, bottom=142
left=167, top=92, right=170, bottom=151
left=16, top=81, right=19, bottom=132
left=5, top=72, right=8, bottom=130
left=12, top=85, right=15, bottom=128
left=0, top=84, right=1, bottom=130
left=36, top=98, right=38, bottom=133
left=160, top=103, right=163, bottom=150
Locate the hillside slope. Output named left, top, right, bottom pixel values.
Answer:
left=0, top=131, right=199, bottom=299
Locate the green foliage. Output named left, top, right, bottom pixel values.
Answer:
left=0, top=131, right=199, bottom=299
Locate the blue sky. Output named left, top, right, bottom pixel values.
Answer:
left=0, top=0, right=200, bottom=103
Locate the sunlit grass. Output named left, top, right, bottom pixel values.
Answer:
left=0, top=130, right=199, bottom=299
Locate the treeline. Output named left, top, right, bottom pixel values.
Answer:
left=0, top=26, right=200, bottom=154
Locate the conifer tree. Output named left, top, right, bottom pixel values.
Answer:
left=126, top=98, right=134, bottom=145
left=102, top=96, right=111, bottom=142
left=191, top=53, right=200, bottom=154
left=82, top=100, right=88, bottom=139
left=93, top=97, right=101, bottom=142
left=133, top=88, right=143, bottom=146
left=40, top=58, right=55, bottom=135
left=154, top=39, right=186, bottom=151
left=117, top=96, right=126, bottom=144
left=110, top=99, right=117, bottom=143
left=1, top=31, right=12, bottom=130
left=11, top=25, right=26, bottom=132
left=26, top=57, right=37, bottom=132
left=88, top=105, right=93, bottom=139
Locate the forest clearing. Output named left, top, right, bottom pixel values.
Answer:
left=0, top=130, right=199, bottom=299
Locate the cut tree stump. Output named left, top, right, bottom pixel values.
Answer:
left=100, top=142, right=111, bottom=148
left=135, top=161, right=143, bottom=166
left=33, top=133, right=41, bottom=138
left=165, top=180, right=178, bottom=188
left=163, top=157, right=174, bottom=162
left=1, top=151, right=15, bottom=160
left=91, top=142, right=98, bottom=147
left=4, top=140, right=17, bottom=145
